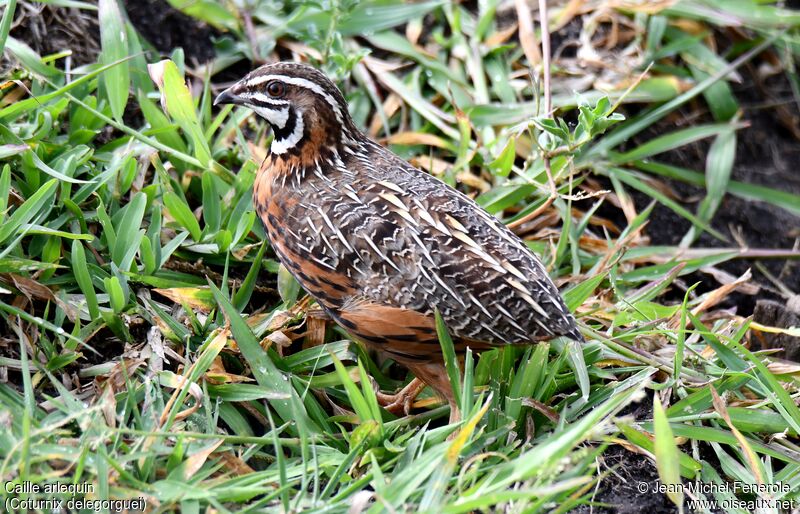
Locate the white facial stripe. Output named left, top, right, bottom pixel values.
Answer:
left=244, top=74, right=343, bottom=122
left=252, top=106, right=290, bottom=128
left=246, top=91, right=289, bottom=107
left=271, top=112, right=305, bottom=155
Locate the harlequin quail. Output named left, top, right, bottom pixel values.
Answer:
left=215, top=62, right=583, bottom=422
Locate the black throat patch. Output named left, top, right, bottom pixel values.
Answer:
left=272, top=107, right=298, bottom=142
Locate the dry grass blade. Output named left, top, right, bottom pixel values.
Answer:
left=515, top=0, right=541, bottom=66
left=710, top=387, right=765, bottom=486
left=668, top=269, right=752, bottom=329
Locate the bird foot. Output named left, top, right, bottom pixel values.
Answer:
left=375, top=378, right=426, bottom=415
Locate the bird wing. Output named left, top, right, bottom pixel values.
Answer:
left=266, top=146, right=582, bottom=347
left=327, top=147, right=582, bottom=345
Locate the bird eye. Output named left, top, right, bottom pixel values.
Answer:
left=267, top=81, right=285, bottom=98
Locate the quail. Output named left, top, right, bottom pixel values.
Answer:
left=215, top=62, right=583, bottom=422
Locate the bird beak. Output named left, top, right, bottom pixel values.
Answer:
left=214, top=86, right=241, bottom=106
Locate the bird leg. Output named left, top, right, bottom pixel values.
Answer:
left=405, top=361, right=462, bottom=425
left=375, top=377, right=426, bottom=415
left=448, top=398, right=461, bottom=425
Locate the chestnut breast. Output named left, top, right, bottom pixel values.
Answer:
left=253, top=156, right=358, bottom=312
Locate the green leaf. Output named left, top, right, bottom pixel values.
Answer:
left=562, top=273, right=606, bottom=312
left=159, top=328, right=228, bottom=430
left=608, top=167, right=727, bottom=241
left=4, top=37, right=60, bottom=79
left=138, top=95, right=188, bottom=154
left=682, top=43, right=739, bottom=121
left=476, top=183, right=537, bottom=214
left=330, top=354, right=372, bottom=424
left=0, top=164, right=8, bottom=219
left=98, top=0, right=130, bottom=121
left=207, top=383, right=293, bottom=402
left=149, top=60, right=212, bottom=167
left=20, top=225, right=93, bottom=241
left=165, top=0, right=238, bottom=31
left=0, top=125, right=89, bottom=184
left=112, top=192, right=147, bottom=268
left=0, top=0, right=16, bottom=54
left=435, top=309, right=461, bottom=414
left=488, top=138, right=515, bottom=177
left=159, top=232, right=189, bottom=267
left=682, top=128, right=736, bottom=245
left=105, top=275, right=126, bottom=313
left=636, top=159, right=800, bottom=217
left=703, top=139, right=739, bottom=192
left=725, top=407, right=798, bottom=435
left=289, top=1, right=446, bottom=36
left=724, top=328, right=800, bottom=435
left=662, top=423, right=796, bottom=464
left=0, top=179, right=57, bottom=247
left=358, top=359, right=382, bottom=424
left=0, top=258, right=58, bottom=274
left=653, top=394, right=684, bottom=510
left=233, top=241, right=267, bottom=311
left=618, top=423, right=700, bottom=478
left=613, top=123, right=738, bottom=163
left=665, top=0, right=800, bottom=29
left=71, top=240, right=100, bottom=320
left=140, top=237, right=157, bottom=275
left=163, top=191, right=202, bottom=242
left=277, top=264, right=300, bottom=306
left=201, top=172, right=221, bottom=234
left=534, top=117, right=569, bottom=142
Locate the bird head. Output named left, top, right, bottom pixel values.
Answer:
left=214, top=62, right=360, bottom=156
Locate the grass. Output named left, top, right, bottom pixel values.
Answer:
left=1, top=0, right=800, bottom=512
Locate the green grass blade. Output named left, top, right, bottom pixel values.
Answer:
left=98, top=0, right=130, bottom=121
left=653, top=394, right=684, bottom=511
left=71, top=240, right=100, bottom=320
left=0, top=0, right=16, bottom=53
left=112, top=191, right=147, bottom=268
left=209, top=281, right=319, bottom=434
left=562, top=272, right=606, bottom=312
left=163, top=191, right=202, bottom=242
left=149, top=60, right=212, bottom=166
left=435, top=309, right=461, bottom=413
left=586, top=33, right=779, bottom=158
left=608, top=167, right=727, bottom=241
left=232, top=241, right=268, bottom=311
left=0, top=179, right=57, bottom=247
left=612, top=123, right=740, bottom=163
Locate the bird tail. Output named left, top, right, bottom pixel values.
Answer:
left=563, top=316, right=584, bottom=343
left=567, top=326, right=584, bottom=343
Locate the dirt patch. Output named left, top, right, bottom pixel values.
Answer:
left=4, top=2, right=100, bottom=68
left=569, top=401, right=678, bottom=513
left=2, top=0, right=219, bottom=72
left=123, top=0, right=220, bottom=64
left=572, top=445, right=679, bottom=514
left=604, top=65, right=800, bottom=318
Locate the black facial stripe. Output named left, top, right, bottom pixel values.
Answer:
left=249, top=96, right=288, bottom=108
left=272, top=107, right=297, bottom=140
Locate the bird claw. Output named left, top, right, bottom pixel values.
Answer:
left=374, top=378, right=425, bottom=416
